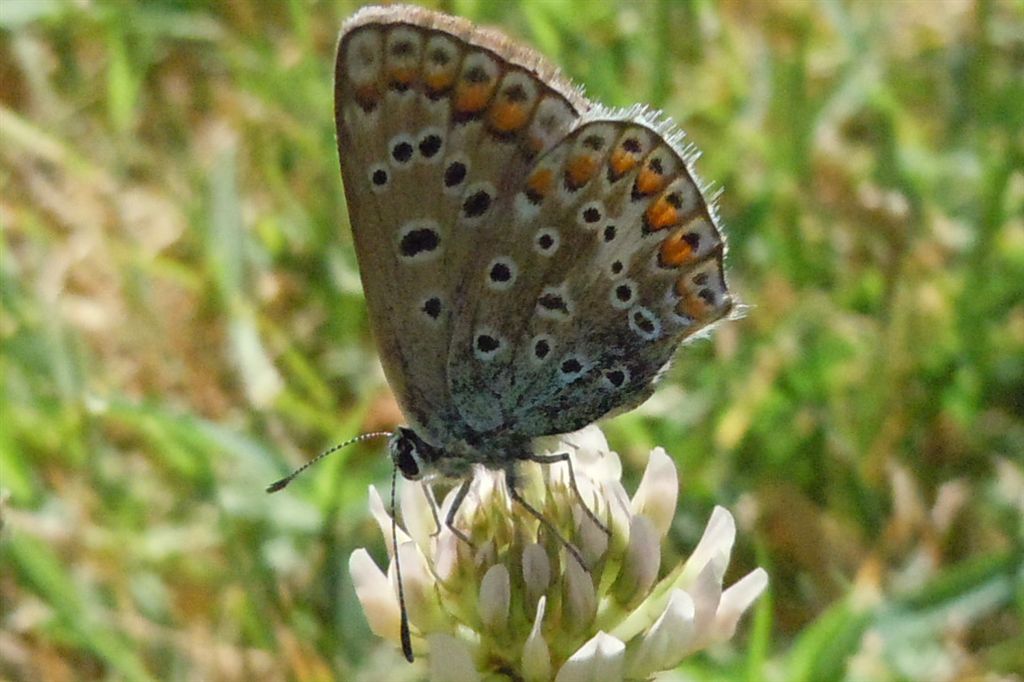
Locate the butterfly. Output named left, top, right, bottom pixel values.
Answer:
left=334, top=4, right=731, bottom=485
left=274, top=4, right=733, bottom=661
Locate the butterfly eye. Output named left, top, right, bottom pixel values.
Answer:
left=396, top=447, right=421, bottom=479
left=392, top=430, right=425, bottom=480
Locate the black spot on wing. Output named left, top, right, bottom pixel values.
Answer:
left=444, top=161, right=467, bottom=187
left=400, top=228, right=440, bottom=257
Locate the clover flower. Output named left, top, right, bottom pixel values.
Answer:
left=349, top=426, right=767, bottom=681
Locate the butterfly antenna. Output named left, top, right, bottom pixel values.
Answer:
left=266, top=431, right=393, bottom=493
left=392, top=463, right=414, bottom=662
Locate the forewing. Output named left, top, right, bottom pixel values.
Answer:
left=335, top=6, right=586, bottom=444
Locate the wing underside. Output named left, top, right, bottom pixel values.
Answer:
left=335, top=6, right=732, bottom=445
left=335, top=6, right=585, bottom=444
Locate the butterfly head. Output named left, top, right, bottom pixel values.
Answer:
left=389, top=426, right=444, bottom=481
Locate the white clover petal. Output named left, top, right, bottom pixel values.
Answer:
left=473, top=468, right=502, bottom=507
left=610, top=507, right=733, bottom=643
left=564, top=425, right=622, bottom=483
left=474, top=540, right=497, bottom=569
left=712, top=568, right=768, bottom=642
left=368, top=485, right=411, bottom=559
left=522, top=596, right=551, bottom=682
left=427, top=633, right=480, bottom=682
left=625, top=588, right=696, bottom=678
left=561, top=461, right=602, bottom=520
left=563, top=424, right=611, bottom=456
left=629, top=447, right=678, bottom=537
left=400, top=480, right=438, bottom=552
left=604, top=480, right=634, bottom=542
left=397, top=540, right=444, bottom=632
left=555, top=631, right=625, bottom=682
left=523, top=542, right=551, bottom=608
left=576, top=502, right=610, bottom=565
left=478, top=563, right=510, bottom=631
left=520, top=460, right=550, bottom=504
left=563, top=554, right=597, bottom=631
left=679, top=506, right=735, bottom=588
left=348, top=549, right=400, bottom=643
left=434, top=529, right=460, bottom=584
left=614, top=514, right=660, bottom=607
left=687, top=560, right=724, bottom=651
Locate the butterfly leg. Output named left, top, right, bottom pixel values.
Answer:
left=444, top=477, right=475, bottom=548
left=505, top=469, right=589, bottom=571
left=422, top=483, right=442, bottom=537
left=527, top=452, right=611, bottom=538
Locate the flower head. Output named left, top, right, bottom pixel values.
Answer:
left=350, top=426, right=767, bottom=680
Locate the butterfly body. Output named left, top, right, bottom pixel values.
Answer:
left=335, top=6, right=733, bottom=479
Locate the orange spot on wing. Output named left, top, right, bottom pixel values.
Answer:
left=679, top=296, right=704, bottom=320
left=527, top=168, right=554, bottom=197
left=389, top=66, right=416, bottom=86
left=644, top=196, right=680, bottom=232
left=454, top=83, right=495, bottom=114
left=354, top=83, right=380, bottom=109
left=675, top=279, right=728, bottom=322
left=565, top=155, right=598, bottom=189
left=609, top=148, right=638, bottom=178
left=675, top=288, right=710, bottom=321
left=488, top=101, right=529, bottom=133
left=425, top=71, right=455, bottom=93
left=660, top=230, right=695, bottom=267
left=635, top=166, right=667, bottom=195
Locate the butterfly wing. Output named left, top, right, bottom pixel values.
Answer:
left=334, top=7, right=587, bottom=445
left=446, top=113, right=733, bottom=437
left=337, top=6, right=732, bottom=445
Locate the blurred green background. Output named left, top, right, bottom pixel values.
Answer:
left=2, top=0, right=1022, bottom=680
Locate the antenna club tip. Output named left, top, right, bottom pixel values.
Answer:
left=401, top=634, right=414, bottom=662
left=266, top=479, right=290, bottom=493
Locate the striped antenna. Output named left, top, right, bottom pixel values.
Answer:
left=266, top=431, right=393, bottom=493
